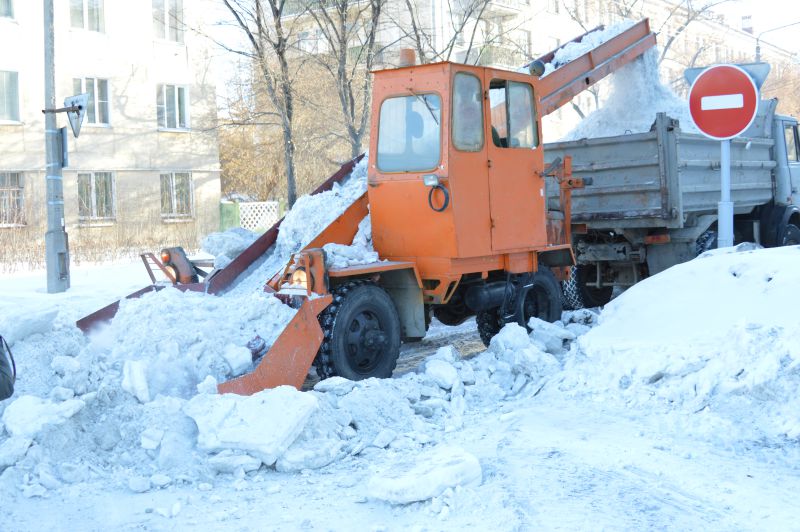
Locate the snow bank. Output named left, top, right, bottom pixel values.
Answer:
left=564, top=245, right=800, bottom=441
left=0, top=156, right=377, bottom=494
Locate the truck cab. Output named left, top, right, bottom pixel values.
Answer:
left=774, top=115, right=800, bottom=206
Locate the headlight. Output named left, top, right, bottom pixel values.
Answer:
left=291, top=267, right=308, bottom=288
left=160, top=250, right=171, bottom=264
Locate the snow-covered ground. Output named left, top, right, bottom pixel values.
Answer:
left=2, top=34, right=798, bottom=530
left=2, top=237, right=800, bottom=531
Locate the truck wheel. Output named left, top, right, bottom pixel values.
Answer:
left=316, top=281, right=401, bottom=381
left=476, top=309, right=502, bottom=347
left=561, top=265, right=612, bottom=310
left=517, top=269, right=562, bottom=326
left=695, top=230, right=717, bottom=255
left=781, top=224, right=800, bottom=246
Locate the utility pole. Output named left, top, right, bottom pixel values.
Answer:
left=43, top=0, right=70, bottom=293
left=755, top=21, right=800, bottom=62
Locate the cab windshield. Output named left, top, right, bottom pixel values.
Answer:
left=377, top=94, right=441, bottom=172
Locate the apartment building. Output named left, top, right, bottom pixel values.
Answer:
left=0, top=0, right=220, bottom=266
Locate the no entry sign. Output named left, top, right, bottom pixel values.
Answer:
left=688, top=64, right=759, bottom=140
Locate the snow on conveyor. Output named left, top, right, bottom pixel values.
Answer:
left=538, top=20, right=698, bottom=140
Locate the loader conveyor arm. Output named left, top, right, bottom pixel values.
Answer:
left=531, top=19, right=656, bottom=117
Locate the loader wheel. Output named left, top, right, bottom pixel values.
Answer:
left=315, top=281, right=401, bottom=381
left=517, top=269, right=563, bottom=327
left=476, top=308, right=502, bottom=347
left=561, top=265, right=612, bottom=310
left=781, top=224, right=800, bottom=246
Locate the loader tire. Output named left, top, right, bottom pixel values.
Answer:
left=517, top=268, right=563, bottom=327
left=560, top=265, right=612, bottom=310
left=315, top=281, right=401, bottom=381
left=476, top=308, right=502, bottom=348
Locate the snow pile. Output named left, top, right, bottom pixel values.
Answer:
left=201, top=227, right=259, bottom=270
left=561, top=48, right=696, bottom=140
left=273, top=157, right=368, bottom=261
left=0, top=157, right=380, bottom=497
left=323, top=214, right=380, bottom=269
left=561, top=245, right=800, bottom=441
left=542, top=21, right=637, bottom=76
left=229, top=156, right=370, bottom=294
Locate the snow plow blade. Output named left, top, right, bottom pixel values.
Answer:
left=216, top=295, right=333, bottom=395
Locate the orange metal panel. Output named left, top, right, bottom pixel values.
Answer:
left=369, top=178, right=459, bottom=259
left=537, top=19, right=656, bottom=116
left=328, top=260, right=422, bottom=286
left=217, top=295, right=333, bottom=395
left=483, top=69, right=547, bottom=253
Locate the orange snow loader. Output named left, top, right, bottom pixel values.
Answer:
left=78, top=20, right=657, bottom=395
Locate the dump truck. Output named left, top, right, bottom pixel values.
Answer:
left=545, top=98, right=800, bottom=308
left=78, top=20, right=659, bottom=394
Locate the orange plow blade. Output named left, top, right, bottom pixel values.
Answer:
left=217, top=295, right=333, bottom=395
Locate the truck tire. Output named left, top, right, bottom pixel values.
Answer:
left=695, top=230, right=717, bottom=255
left=476, top=308, right=502, bottom=347
left=561, top=265, right=612, bottom=310
left=315, top=281, right=401, bottom=381
left=781, top=224, right=800, bottom=246
left=517, top=268, right=563, bottom=326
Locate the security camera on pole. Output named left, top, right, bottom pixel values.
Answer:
left=685, top=63, right=766, bottom=249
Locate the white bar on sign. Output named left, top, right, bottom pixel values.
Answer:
left=701, top=94, right=744, bottom=111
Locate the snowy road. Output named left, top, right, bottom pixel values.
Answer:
left=4, top=392, right=798, bottom=531
left=2, top=244, right=800, bottom=531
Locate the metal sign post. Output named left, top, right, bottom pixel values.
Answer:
left=687, top=64, right=762, bottom=249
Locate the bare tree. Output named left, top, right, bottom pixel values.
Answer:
left=303, top=0, right=385, bottom=158
left=395, top=0, right=492, bottom=65
left=222, top=0, right=301, bottom=207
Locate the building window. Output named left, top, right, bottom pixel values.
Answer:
left=1, top=0, right=13, bottom=18
left=78, top=172, right=115, bottom=221
left=157, top=84, right=189, bottom=129
left=0, top=71, right=19, bottom=122
left=0, top=172, right=24, bottom=226
left=160, top=172, right=193, bottom=218
left=153, top=0, right=183, bottom=42
left=70, top=0, right=104, bottom=32
left=72, top=78, right=109, bottom=125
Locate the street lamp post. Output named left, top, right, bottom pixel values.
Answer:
left=755, top=21, right=800, bottom=62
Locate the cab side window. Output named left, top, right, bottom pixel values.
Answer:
left=452, top=73, right=483, bottom=151
left=488, top=79, right=539, bottom=149
left=786, top=125, right=799, bottom=162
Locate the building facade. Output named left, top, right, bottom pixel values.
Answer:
left=0, top=0, right=220, bottom=269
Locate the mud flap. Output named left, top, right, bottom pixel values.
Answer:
left=217, top=295, right=333, bottom=395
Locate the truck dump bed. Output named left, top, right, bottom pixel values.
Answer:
left=544, top=102, right=778, bottom=230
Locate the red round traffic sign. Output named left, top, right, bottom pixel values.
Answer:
left=688, top=64, right=759, bottom=140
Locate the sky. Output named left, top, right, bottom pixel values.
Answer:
left=713, top=0, right=800, bottom=55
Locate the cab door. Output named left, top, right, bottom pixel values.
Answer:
left=483, top=72, right=546, bottom=252
left=784, top=122, right=800, bottom=206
